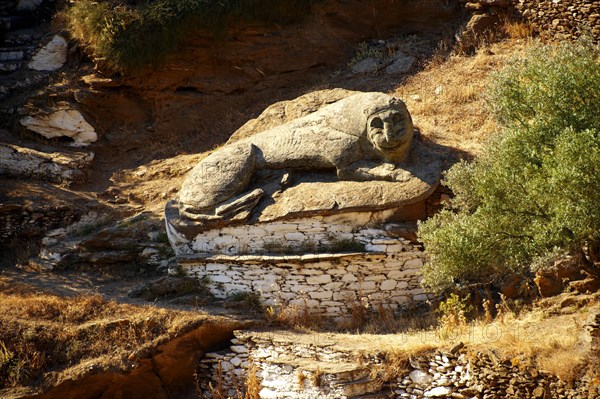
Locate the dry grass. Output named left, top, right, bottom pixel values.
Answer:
left=0, top=279, right=217, bottom=390
left=502, top=19, right=535, bottom=40
left=395, top=39, right=531, bottom=156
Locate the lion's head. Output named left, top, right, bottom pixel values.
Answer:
left=365, top=98, right=414, bottom=162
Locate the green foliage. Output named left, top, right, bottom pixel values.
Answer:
left=66, top=0, right=318, bottom=72
left=437, top=293, right=472, bottom=328
left=419, top=39, right=600, bottom=293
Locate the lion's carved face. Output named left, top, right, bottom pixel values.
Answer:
left=367, top=106, right=414, bottom=162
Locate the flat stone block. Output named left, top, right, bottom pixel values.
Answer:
left=348, top=281, right=376, bottom=291
left=323, top=282, right=344, bottom=290
left=380, top=279, right=397, bottom=290
left=309, top=290, right=333, bottom=300
left=365, top=274, right=386, bottom=282
left=404, top=258, right=424, bottom=269
left=386, top=244, right=405, bottom=252
left=306, top=274, right=331, bottom=284
left=289, top=284, right=318, bottom=293
left=211, top=275, right=233, bottom=283
left=284, top=232, right=306, bottom=241
left=365, top=244, right=387, bottom=252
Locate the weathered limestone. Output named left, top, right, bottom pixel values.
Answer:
left=20, top=107, right=97, bottom=147
left=0, top=143, right=94, bottom=183
left=28, top=35, right=68, bottom=71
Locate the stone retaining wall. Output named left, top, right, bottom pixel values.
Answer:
left=513, top=0, right=600, bottom=41
left=169, top=211, right=416, bottom=256
left=0, top=203, right=79, bottom=248
left=179, top=227, right=428, bottom=318
left=198, top=330, right=599, bottom=399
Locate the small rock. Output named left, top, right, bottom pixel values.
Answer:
left=425, top=386, right=453, bottom=397
left=532, top=386, right=545, bottom=398
left=20, top=108, right=97, bottom=147
left=409, top=369, right=433, bottom=385
left=386, top=54, right=416, bottom=74
left=352, top=57, right=380, bottom=74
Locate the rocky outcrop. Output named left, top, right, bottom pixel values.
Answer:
left=20, top=107, right=98, bottom=147
left=0, top=182, right=84, bottom=254
left=460, top=0, right=600, bottom=42
left=0, top=143, right=93, bottom=183
left=73, top=0, right=463, bottom=154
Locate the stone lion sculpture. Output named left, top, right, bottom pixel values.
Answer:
left=178, top=92, right=415, bottom=222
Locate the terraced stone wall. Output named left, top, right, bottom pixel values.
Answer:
left=198, top=330, right=600, bottom=399
left=179, top=226, right=429, bottom=319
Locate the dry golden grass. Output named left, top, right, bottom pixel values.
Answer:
left=395, top=39, right=531, bottom=156
left=0, top=279, right=222, bottom=390
left=255, top=299, right=596, bottom=383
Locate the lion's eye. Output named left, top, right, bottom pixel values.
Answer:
left=370, top=117, right=383, bottom=129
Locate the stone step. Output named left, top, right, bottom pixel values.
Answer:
left=4, top=28, right=44, bottom=46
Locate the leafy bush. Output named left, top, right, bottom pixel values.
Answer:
left=66, top=0, right=317, bottom=72
left=418, top=39, right=600, bottom=293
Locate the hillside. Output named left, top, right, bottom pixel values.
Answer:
left=1, top=0, right=599, bottom=398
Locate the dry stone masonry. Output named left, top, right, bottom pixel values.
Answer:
left=198, top=329, right=600, bottom=399
left=462, top=0, right=600, bottom=42
left=177, top=224, right=429, bottom=318
left=513, top=0, right=600, bottom=41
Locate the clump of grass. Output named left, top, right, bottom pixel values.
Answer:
left=326, top=238, right=365, bottom=253
left=264, top=297, right=324, bottom=329
left=66, top=0, right=319, bottom=73
left=311, top=366, right=323, bottom=387
left=225, top=291, right=263, bottom=313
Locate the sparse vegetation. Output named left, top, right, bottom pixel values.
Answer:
left=0, top=282, right=221, bottom=389
left=225, top=291, right=264, bottom=313
left=419, top=38, right=600, bottom=293
left=65, top=0, right=318, bottom=72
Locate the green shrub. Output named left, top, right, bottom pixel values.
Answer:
left=66, top=0, right=318, bottom=72
left=418, top=39, right=600, bottom=293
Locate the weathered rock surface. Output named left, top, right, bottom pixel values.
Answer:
left=0, top=143, right=93, bottom=183
left=174, top=91, right=439, bottom=232
left=20, top=107, right=97, bottom=146
left=27, top=34, right=67, bottom=71
left=71, top=0, right=462, bottom=156
left=385, top=52, right=416, bottom=74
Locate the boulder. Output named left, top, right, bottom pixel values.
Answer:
left=386, top=53, right=416, bottom=74
left=352, top=57, right=381, bottom=74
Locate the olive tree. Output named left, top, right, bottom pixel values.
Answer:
left=418, top=39, right=600, bottom=292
